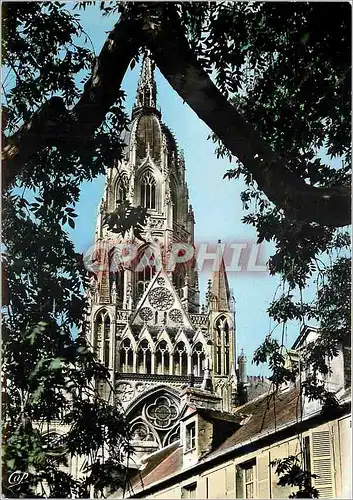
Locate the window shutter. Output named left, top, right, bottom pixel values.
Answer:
left=270, top=443, right=293, bottom=498
left=311, top=429, right=335, bottom=498
left=225, top=464, right=235, bottom=498
left=207, top=469, right=226, bottom=499
left=235, top=465, right=244, bottom=498
left=257, top=453, right=270, bottom=498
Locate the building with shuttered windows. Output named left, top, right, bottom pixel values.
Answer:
left=111, top=326, right=351, bottom=499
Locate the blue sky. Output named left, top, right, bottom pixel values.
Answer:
left=69, top=6, right=313, bottom=375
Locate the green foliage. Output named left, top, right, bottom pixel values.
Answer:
left=191, top=0, right=351, bottom=408
left=2, top=2, right=351, bottom=498
left=183, top=4, right=351, bottom=495
left=3, top=189, right=130, bottom=496
left=103, top=200, right=148, bottom=242
left=3, top=2, right=94, bottom=132
left=271, top=455, right=319, bottom=498
left=2, top=2, right=131, bottom=497
left=253, top=336, right=296, bottom=389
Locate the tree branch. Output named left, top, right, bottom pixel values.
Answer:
left=2, top=4, right=351, bottom=228
left=2, top=9, right=143, bottom=189
left=143, top=5, right=351, bottom=227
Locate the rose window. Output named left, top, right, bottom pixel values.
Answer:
left=149, top=287, right=174, bottom=310
left=139, top=307, right=153, bottom=321
left=169, top=308, right=183, bottom=324
left=146, top=396, right=179, bottom=429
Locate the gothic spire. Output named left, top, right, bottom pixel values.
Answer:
left=210, top=240, right=231, bottom=312
left=132, top=51, right=157, bottom=116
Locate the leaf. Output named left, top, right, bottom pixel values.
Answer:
left=29, top=358, right=46, bottom=379
left=49, top=358, right=63, bottom=370
left=300, top=32, right=310, bottom=45
left=7, top=459, right=15, bottom=469
left=68, top=217, right=75, bottom=229
left=31, top=383, right=45, bottom=403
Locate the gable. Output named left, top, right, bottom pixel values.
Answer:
left=130, top=269, right=194, bottom=330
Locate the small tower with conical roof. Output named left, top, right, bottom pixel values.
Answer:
left=207, top=240, right=236, bottom=412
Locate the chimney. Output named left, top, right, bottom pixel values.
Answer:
left=237, top=349, right=249, bottom=405
left=201, top=357, right=213, bottom=392
left=238, top=349, right=247, bottom=384
left=180, top=365, right=221, bottom=412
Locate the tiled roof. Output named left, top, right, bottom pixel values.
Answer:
left=128, top=388, right=302, bottom=494
left=207, top=387, right=301, bottom=458
left=126, top=386, right=351, bottom=496
left=129, top=442, right=182, bottom=493
left=194, top=406, right=242, bottom=424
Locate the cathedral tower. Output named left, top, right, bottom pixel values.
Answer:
left=87, top=53, right=236, bottom=459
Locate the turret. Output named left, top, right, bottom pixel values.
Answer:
left=207, top=240, right=236, bottom=412
left=210, top=240, right=231, bottom=312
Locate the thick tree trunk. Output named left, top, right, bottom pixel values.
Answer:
left=142, top=6, right=351, bottom=227
left=2, top=4, right=351, bottom=227
left=2, top=9, right=143, bottom=188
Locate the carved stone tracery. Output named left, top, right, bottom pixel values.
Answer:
left=139, top=306, right=153, bottom=321
left=145, top=395, right=179, bottom=430
left=149, top=287, right=174, bottom=310
left=116, top=382, right=134, bottom=402
left=169, top=308, right=183, bottom=324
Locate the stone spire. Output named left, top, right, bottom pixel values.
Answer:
left=210, top=240, right=231, bottom=312
left=132, top=51, right=157, bottom=116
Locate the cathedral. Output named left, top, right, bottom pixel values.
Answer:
left=87, top=53, right=237, bottom=461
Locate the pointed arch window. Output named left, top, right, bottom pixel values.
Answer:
left=171, top=177, right=178, bottom=221
left=94, top=310, right=111, bottom=367
left=156, top=340, right=170, bottom=375
left=137, top=339, right=152, bottom=374
left=103, top=315, right=110, bottom=368
left=173, top=262, right=186, bottom=297
left=94, top=313, right=103, bottom=352
left=115, top=270, right=124, bottom=304
left=215, top=316, right=230, bottom=376
left=120, top=338, right=134, bottom=373
left=224, top=320, right=230, bottom=376
left=116, top=173, right=128, bottom=203
left=192, top=342, right=206, bottom=377
left=136, top=246, right=156, bottom=301
left=174, top=342, right=187, bottom=376
left=140, top=171, right=156, bottom=209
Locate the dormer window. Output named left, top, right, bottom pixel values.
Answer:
left=185, top=422, right=196, bottom=451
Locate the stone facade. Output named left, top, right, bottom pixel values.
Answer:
left=87, top=53, right=237, bottom=460
left=120, top=384, right=351, bottom=499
